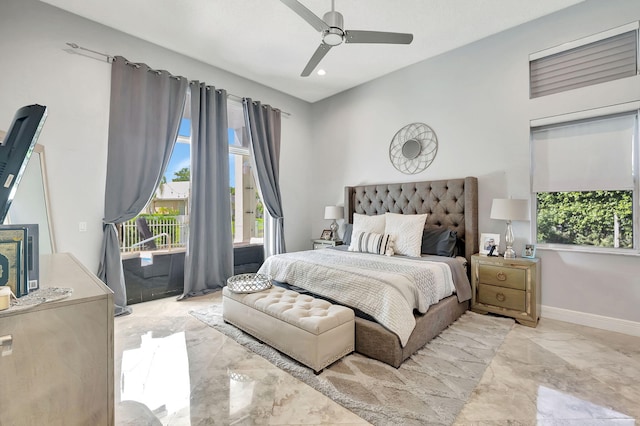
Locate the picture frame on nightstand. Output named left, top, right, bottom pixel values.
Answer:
left=479, top=232, right=500, bottom=255
left=320, top=229, right=332, bottom=240
left=522, top=244, right=536, bottom=258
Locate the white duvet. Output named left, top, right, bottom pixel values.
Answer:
left=258, top=249, right=456, bottom=347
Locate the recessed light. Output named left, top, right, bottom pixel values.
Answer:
left=317, top=69, right=326, bottom=76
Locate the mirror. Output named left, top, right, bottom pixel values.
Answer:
left=4, top=144, right=56, bottom=254
left=401, top=138, right=422, bottom=159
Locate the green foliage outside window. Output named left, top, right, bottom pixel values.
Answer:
left=173, top=167, right=190, bottom=182
left=536, top=191, right=633, bottom=248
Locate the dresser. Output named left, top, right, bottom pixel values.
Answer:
left=312, top=239, right=343, bottom=250
left=0, top=253, right=114, bottom=425
left=471, top=254, right=540, bottom=327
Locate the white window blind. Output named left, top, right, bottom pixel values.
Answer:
left=530, top=26, right=638, bottom=98
left=532, top=112, right=637, bottom=192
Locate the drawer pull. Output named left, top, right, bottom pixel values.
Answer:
left=496, top=271, right=507, bottom=281
left=496, top=293, right=506, bottom=302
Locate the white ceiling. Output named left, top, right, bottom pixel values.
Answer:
left=42, top=0, right=584, bottom=103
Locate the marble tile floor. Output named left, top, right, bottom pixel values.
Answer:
left=115, top=292, right=640, bottom=425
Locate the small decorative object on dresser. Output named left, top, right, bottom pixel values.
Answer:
left=522, top=244, right=536, bottom=258
left=320, top=229, right=332, bottom=240
left=471, top=254, right=540, bottom=327
left=312, top=239, right=343, bottom=250
left=479, top=232, right=501, bottom=255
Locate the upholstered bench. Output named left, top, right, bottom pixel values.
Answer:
left=222, top=286, right=355, bottom=372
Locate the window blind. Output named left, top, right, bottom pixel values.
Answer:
left=532, top=112, right=637, bottom=192
left=530, top=29, right=638, bottom=98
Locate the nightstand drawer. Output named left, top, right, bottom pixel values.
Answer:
left=478, top=264, right=526, bottom=290
left=312, top=239, right=343, bottom=250
left=478, top=284, right=526, bottom=312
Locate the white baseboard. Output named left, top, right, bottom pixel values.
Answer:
left=541, top=305, right=640, bottom=337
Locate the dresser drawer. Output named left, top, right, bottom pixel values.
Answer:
left=478, top=283, right=526, bottom=312
left=478, top=264, right=526, bottom=290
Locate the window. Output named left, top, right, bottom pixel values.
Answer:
left=529, top=22, right=639, bottom=98
left=531, top=105, right=639, bottom=251
left=228, top=101, right=264, bottom=246
left=121, top=100, right=264, bottom=252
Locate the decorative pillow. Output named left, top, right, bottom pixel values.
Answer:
left=421, top=228, right=458, bottom=257
left=351, top=213, right=386, bottom=236
left=342, top=223, right=353, bottom=246
left=348, top=231, right=394, bottom=256
left=384, top=213, right=428, bottom=257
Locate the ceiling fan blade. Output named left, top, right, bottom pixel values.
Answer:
left=345, top=30, right=413, bottom=44
left=280, top=0, right=328, bottom=32
left=301, top=43, right=332, bottom=77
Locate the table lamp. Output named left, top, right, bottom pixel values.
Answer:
left=324, top=206, right=343, bottom=241
left=490, top=199, right=529, bottom=258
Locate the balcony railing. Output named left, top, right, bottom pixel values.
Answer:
left=121, top=216, right=189, bottom=253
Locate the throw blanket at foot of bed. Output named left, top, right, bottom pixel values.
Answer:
left=258, top=249, right=457, bottom=347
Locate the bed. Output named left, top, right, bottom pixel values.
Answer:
left=262, top=177, right=478, bottom=367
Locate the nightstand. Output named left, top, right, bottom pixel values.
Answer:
left=471, top=254, right=540, bottom=327
left=312, top=239, right=343, bottom=250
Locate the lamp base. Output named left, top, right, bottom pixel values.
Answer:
left=503, top=247, right=516, bottom=259
left=503, top=220, right=516, bottom=258
left=330, top=220, right=339, bottom=241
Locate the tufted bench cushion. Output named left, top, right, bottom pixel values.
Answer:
left=222, top=286, right=354, bottom=372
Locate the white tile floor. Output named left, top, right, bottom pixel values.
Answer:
left=114, top=292, right=640, bottom=425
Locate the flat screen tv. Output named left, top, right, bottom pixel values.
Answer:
left=0, top=104, right=47, bottom=223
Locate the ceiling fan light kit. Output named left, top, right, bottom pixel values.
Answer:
left=281, top=0, right=414, bottom=77
left=322, top=11, right=345, bottom=46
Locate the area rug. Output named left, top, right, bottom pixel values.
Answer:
left=190, top=304, right=514, bottom=426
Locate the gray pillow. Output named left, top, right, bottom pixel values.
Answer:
left=342, top=223, right=353, bottom=245
left=421, top=228, right=458, bottom=257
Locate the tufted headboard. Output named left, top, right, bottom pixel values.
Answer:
left=344, top=177, right=478, bottom=267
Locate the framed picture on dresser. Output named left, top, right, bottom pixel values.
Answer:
left=480, top=232, right=500, bottom=255
left=0, top=224, right=39, bottom=291
left=0, top=238, right=25, bottom=298
left=522, top=244, right=536, bottom=258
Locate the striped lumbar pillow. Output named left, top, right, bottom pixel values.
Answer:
left=348, top=231, right=394, bottom=256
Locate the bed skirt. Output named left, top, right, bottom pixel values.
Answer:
left=354, top=295, right=469, bottom=368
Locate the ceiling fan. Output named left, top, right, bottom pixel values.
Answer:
left=281, top=0, right=414, bottom=77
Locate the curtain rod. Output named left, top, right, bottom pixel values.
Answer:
left=65, top=42, right=291, bottom=117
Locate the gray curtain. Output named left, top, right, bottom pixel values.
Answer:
left=243, top=99, right=285, bottom=257
left=98, top=56, right=187, bottom=316
left=181, top=83, right=233, bottom=297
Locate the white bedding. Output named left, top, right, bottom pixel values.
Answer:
left=258, top=249, right=456, bottom=347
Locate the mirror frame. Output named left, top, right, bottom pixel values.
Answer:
left=33, top=144, right=56, bottom=253
left=4, top=143, right=57, bottom=253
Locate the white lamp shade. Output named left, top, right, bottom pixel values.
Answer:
left=324, top=206, right=343, bottom=220
left=490, top=199, right=529, bottom=221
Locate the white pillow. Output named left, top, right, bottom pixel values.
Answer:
left=349, top=213, right=386, bottom=251
left=384, top=213, right=428, bottom=257
left=351, top=213, right=386, bottom=235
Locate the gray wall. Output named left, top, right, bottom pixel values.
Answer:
left=1, top=0, right=638, bottom=326
left=0, top=0, right=314, bottom=271
left=309, top=0, right=640, bottom=324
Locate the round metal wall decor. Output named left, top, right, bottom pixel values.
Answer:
left=389, top=122, right=438, bottom=174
